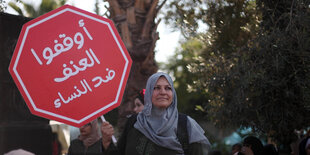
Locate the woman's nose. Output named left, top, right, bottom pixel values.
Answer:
left=159, top=88, right=166, bottom=94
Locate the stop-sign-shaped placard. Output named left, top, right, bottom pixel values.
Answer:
left=8, top=5, right=132, bottom=127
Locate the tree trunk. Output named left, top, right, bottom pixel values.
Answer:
left=105, top=0, right=165, bottom=132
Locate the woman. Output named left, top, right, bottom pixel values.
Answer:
left=68, top=119, right=115, bottom=155
left=115, top=72, right=211, bottom=155
left=133, top=89, right=145, bottom=114
left=240, top=136, right=264, bottom=155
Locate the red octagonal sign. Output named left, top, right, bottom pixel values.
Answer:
left=8, top=5, right=132, bottom=127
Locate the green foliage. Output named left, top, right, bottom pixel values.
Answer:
left=213, top=0, right=310, bottom=144
left=164, top=0, right=310, bottom=147
left=164, top=0, right=260, bottom=122
left=8, top=0, right=66, bottom=17
left=164, top=0, right=206, bottom=38
left=8, top=1, right=23, bottom=15
left=166, top=38, right=209, bottom=120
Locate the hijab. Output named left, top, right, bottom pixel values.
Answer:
left=134, top=72, right=210, bottom=153
left=78, top=119, right=101, bottom=147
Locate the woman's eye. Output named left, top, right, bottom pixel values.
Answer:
left=165, top=87, right=171, bottom=90
left=154, top=86, right=160, bottom=90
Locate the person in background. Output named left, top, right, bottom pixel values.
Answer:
left=107, top=72, right=211, bottom=155
left=306, top=141, right=310, bottom=155
left=299, top=131, right=310, bottom=155
left=68, top=119, right=115, bottom=155
left=231, top=143, right=242, bottom=155
left=290, top=130, right=303, bottom=155
left=133, top=89, right=145, bottom=114
left=241, top=136, right=264, bottom=155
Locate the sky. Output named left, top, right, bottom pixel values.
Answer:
left=4, top=0, right=181, bottom=64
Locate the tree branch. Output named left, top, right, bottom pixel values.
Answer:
left=141, top=0, right=159, bottom=39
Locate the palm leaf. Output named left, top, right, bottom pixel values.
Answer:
left=8, top=2, right=24, bottom=16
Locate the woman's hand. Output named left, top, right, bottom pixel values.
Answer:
left=101, top=121, right=114, bottom=149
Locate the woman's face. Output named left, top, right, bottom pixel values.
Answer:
left=133, top=98, right=144, bottom=113
left=241, top=144, right=254, bottom=155
left=151, top=77, right=173, bottom=109
left=79, top=123, right=92, bottom=137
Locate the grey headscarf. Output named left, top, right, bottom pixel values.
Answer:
left=78, top=119, right=101, bottom=147
left=134, top=72, right=210, bottom=153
